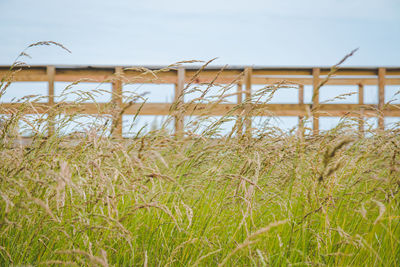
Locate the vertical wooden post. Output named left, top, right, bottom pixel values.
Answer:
left=112, top=66, right=123, bottom=138
left=47, top=66, right=55, bottom=137
left=378, top=68, right=386, bottom=130
left=358, top=83, right=364, bottom=135
left=174, top=66, right=185, bottom=136
left=244, top=67, right=252, bottom=136
left=298, top=84, right=304, bottom=136
left=312, top=68, right=320, bottom=135
left=236, top=82, right=243, bottom=136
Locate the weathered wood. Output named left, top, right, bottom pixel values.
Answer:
left=312, top=68, right=320, bottom=135
left=47, top=66, right=55, bottom=105
left=298, top=84, right=304, bottom=136
left=378, top=68, right=386, bottom=130
left=236, top=82, right=243, bottom=135
left=1, top=65, right=400, bottom=136
left=2, top=102, right=400, bottom=117
left=111, top=67, right=123, bottom=138
left=252, top=69, right=312, bottom=76
left=55, top=69, right=114, bottom=82
left=123, top=70, right=177, bottom=84
left=7, top=73, right=400, bottom=86
left=386, top=68, right=400, bottom=75
left=358, top=83, right=364, bottom=135
left=298, top=85, right=304, bottom=106
left=253, top=68, right=382, bottom=76
left=0, top=68, right=47, bottom=82
left=185, top=69, right=242, bottom=84
left=244, top=67, right=252, bottom=136
left=174, top=67, right=185, bottom=135
left=47, top=66, right=55, bottom=136
left=320, top=68, right=378, bottom=76
left=251, top=77, right=400, bottom=86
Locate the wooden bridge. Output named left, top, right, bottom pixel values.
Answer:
left=1, top=65, right=400, bottom=137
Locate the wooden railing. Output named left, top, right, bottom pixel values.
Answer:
left=1, top=65, right=400, bottom=137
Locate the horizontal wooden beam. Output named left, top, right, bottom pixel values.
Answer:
left=0, top=69, right=48, bottom=82
left=2, top=102, right=399, bottom=117
left=252, top=77, right=400, bottom=86
left=2, top=66, right=400, bottom=86
left=252, top=69, right=313, bottom=76
left=4, top=75, right=400, bottom=87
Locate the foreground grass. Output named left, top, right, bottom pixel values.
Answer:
left=0, top=123, right=399, bottom=266
left=0, top=44, right=399, bottom=265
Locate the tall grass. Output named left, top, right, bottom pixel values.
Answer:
left=0, top=45, right=399, bottom=266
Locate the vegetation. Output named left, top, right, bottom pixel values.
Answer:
left=0, top=45, right=399, bottom=266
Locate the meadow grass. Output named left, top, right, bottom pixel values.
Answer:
left=1, top=117, right=399, bottom=266
left=0, top=46, right=399, bottom=266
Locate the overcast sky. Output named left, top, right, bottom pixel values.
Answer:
left=1, top=0, right=399, bottom=66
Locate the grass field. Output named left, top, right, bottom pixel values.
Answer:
left=0, top=51, right=399, bottom=266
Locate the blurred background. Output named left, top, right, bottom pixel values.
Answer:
left=1, top=0, right=399, bottom=135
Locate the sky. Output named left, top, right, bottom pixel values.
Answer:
left=1, top=0, right=399, bottom=66
left=1, top=0, right=399, bottom=134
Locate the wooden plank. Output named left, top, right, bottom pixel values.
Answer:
left=0, top=103, right=51, bottom=114
left=298, top=84, right=304, bottom=105
left=55, top=68, right=177, bottom=83
left=0, top=68, right=48, bottom=82
left=387, top=78, right=400, bottom=85
left=55, top=69, right=114, bottom=82
left=111, top=67, right=123, bottom=138
left=174, top=67, right=185, bottom=135
left=2, top=66, right=400, bottom=79
left=236, top=82, right=243, bottom=135
left=47, top=66, right=55, bottom=105
left=1, top=65, right=400, bottom=138
left=244, top=67, right=252, bottom=136
left=11, top=74, right=398, bottom=87
left=298, top=84, right=304, bottom=136
left=312, top=68, right=320, bottom=135
left=123, top=70, right=177, bottom=84
left=252, top=69, right=312, bottom=76
left=3, top=66, right=400, bottom=86
left=251, top=77, right=311, bottom=85
left=326, top=78, right=374, bottom=86
left=47, top=66, right=55, bottom=136
left=237, top=83, right=243, bottom=105
left=378, top=68, right=386, bottom=130
left=358, top=83, right=364, bottom=135
left=183, top=75, right=242, bottom=85
left=251, top=77, right=390, bottom=86
left=185, top=69, right=242, bottom=84
left=320, top=68, right=378, bottom=76
left=253, top=68, right=385, bottom=76
left=184, top=103, right=399, bottom=117
left=2, top=102, right=400, bottom=117
left=384, top=68, right=400, bottom=75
